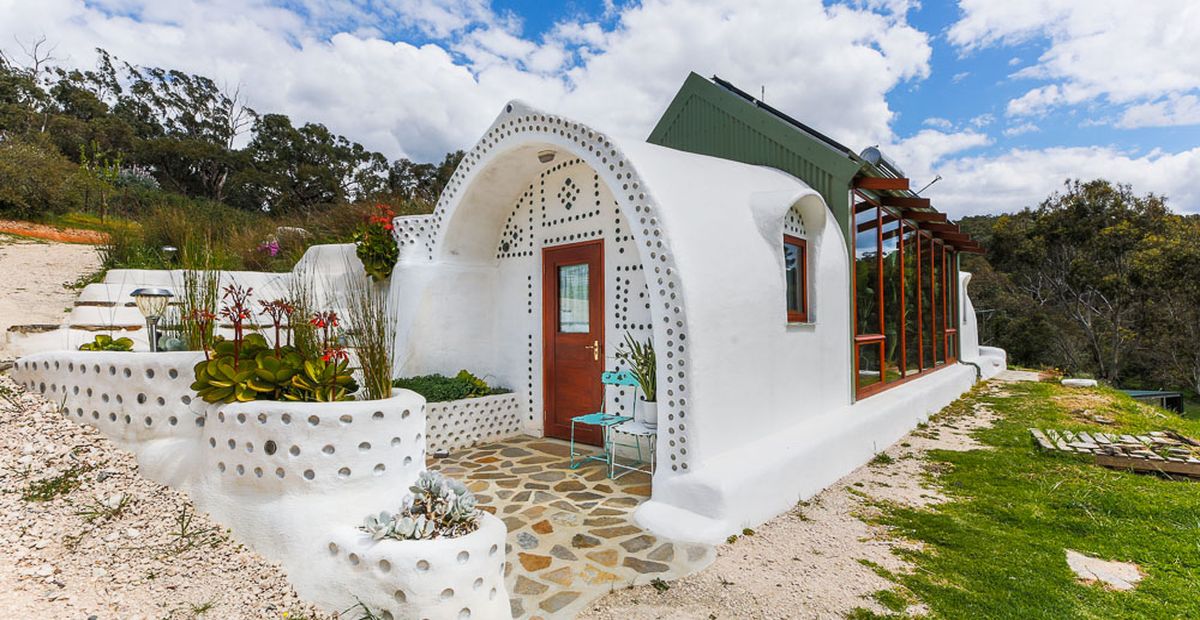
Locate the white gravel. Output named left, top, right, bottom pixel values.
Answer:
left=0, top=374, right=332, bottom=619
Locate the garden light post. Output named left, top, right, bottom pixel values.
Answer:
left=130, top=287, right=173, bottom=352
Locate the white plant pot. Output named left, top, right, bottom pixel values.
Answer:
left=204, top=389, right=427, bottom=494
left=323, top=511, right=510, bottom=620
left=638, top=399, right=658, bottom=429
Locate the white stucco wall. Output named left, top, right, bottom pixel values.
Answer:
left=384, top=100, right=1003, bottom=544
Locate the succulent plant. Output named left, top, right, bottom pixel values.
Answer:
left=79, top=334, right=134, bottom=351
left=358, top=471, right=480, bottom=541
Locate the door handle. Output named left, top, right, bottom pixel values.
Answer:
left=584, top=340, right=600, bottom=361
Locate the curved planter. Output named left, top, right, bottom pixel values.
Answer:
left=202, top=389, right=427, bottom=493
left=10, top=351, right=206, bottom=443
left=324, top=512, right=510, bottom=620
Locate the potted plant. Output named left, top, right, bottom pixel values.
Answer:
left=617, top=332, right=657, bottom=429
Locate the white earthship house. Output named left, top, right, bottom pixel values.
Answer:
left=384, top=73, right=1005, bottom=542
left=7, top=73, right=1005, bottom=616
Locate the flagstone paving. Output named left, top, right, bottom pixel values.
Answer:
left=429, top=435, right=714, bottom=619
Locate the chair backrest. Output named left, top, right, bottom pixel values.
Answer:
left=599, top=370, right=640, bottom=415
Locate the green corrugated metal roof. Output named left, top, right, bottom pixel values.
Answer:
left=648, top=72, right=862, bottom=242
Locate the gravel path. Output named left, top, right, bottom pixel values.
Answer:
left=0, top=374, right=331, bottom=619
left=0, top=233, right=102, bottom=359
left=581, top=384, right=1007, bottom=619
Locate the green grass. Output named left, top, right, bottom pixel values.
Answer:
left=867, top=382, right=1200, bottom=619
left=21, top=464, right=90, bottom=502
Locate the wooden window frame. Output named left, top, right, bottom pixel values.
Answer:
left=784, top=234, right=809, bottom=323
left=852, top=188, right=962, bottom=400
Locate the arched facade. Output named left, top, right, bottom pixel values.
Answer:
left=389, top=101, right=698, bottom=477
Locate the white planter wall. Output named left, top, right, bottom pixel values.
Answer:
left=323, top=513, right=510, bottom=620
left=204, top=390, right=427, bottom=491
left=425, top=392, right=524, bottom=453
left=10, top=352, right=511, bottom=619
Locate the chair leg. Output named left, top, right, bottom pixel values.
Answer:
left=569, top=421, right=579, bottom=470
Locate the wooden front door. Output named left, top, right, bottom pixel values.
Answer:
left=543, top=240, right=605, bottom=444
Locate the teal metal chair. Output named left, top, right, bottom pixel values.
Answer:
left=569, top=370, right=638, bottom=470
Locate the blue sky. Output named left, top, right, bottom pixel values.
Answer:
left=3, top=0, right=1199, bottom=215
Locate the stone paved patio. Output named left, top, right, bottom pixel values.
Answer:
left=429, top=435, right=714, bottom=619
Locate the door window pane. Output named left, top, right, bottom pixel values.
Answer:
left=558, top=264, right=589, bottom=333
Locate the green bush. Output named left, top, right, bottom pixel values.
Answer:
left=392, top=370, right=509, bottom=403
left=0, top=135, right=81, bottom=219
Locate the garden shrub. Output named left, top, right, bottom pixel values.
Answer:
left=392, top=370, right=509, bottom=402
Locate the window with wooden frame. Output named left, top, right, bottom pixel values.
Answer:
left=784, top=235, right=809, bottom=323
left=852, top=188, right=961, bottom=399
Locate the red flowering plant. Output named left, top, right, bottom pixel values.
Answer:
left=353, top=204, right=399, bottom=281
left=189, top=286, right=357, bottom=403
left=291, top=310, right=357, bottom=401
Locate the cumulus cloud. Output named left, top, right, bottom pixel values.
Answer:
left=949, top=0, right=1200, bottom=125
left=0, top=0, right=930, bottom=162
left=1002, top=122, right=1039, bottom=137
left=924, top=146, right=1200, bottom=216
left=1119, top=94, right=1200, bottom=129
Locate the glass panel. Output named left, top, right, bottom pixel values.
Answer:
left=785, top=241, right=805, bottom=317
left=558, top=263, right=589, bottom=333
left=921, top=235, right=934, bottom=368
left=855, top=205, right=881, bottom=337
left=933, top=241, right=945, bottom=365
left=903, top=226, right=921, bottom=375
left=857, top=342, right=882, bottom=391
left=881, top=217, right=902, bottom=381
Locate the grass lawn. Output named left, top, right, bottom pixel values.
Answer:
left=860, top=380, right=1200, bottom=619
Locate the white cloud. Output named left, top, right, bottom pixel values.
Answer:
left=924, top=146, right=1200, bottom=216
left=969, top=113, right=994, bottom=128
left=951, top=71, right=969, bottom=83
left=1002, top=122, right=1039, bottom=137
left=923, top=117, right=953, bottom=130
left=0, top=0, right=931, bottom=162
left=950, top=0, right=1200, bottom=125
left=1118, top=94, right=1200, bottom=128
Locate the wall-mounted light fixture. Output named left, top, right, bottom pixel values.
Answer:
left=537, top=149, right=556, bottom=164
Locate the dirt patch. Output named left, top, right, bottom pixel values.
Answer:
left=0, top=220, right=109, bottom=244
left=581, top=383, right=1008, bottom=619
left=0, top=374, right=330, bottom=619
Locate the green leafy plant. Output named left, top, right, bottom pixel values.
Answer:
left=353, top=204, right=399, bottom=281
left=190, top=289, right=357, bottom=403
left=79, top=334, right=134, bottom=351
left=360, top=471, right=480, bottom=541
left=288, top=356, right=357, bottom=402
left=615, top=332, right=656, bottom=402
left=392, top=370, right=509, bottom=402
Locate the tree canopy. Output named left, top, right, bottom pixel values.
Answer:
left=0, top=44, right=459, bottom=218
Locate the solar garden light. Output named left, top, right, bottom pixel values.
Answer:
left=130, top=287, right=173, bottom=352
